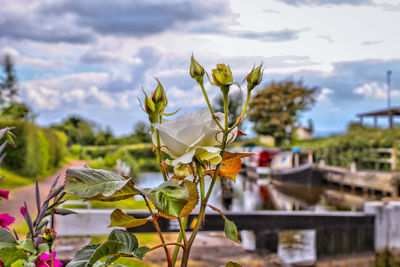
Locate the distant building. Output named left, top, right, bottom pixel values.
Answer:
left=295, top=125, right=313, bottom=140
left=356, top=107, right=400, bottom=128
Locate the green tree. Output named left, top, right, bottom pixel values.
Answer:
left=213, top=90, right=243, bottom=128
left=95, top=126, right=114, bottom=145
left=52, top=116, right=97, bottom=145
left=0, top=55, right=18, bottom=105
left=0, top=55, right=35, bottom=121
left=1, top=102, right=35, bottom=121
left=131, top=121, right=151, bottom=143
left=248, top=80, right=318, bottom=145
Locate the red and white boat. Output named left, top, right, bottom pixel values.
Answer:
left=245, top=147, right=280, bottom=180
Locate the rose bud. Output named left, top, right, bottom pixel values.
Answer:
left=144, top=93, right=156, bottom=114
left=151, top=79, right=167, bottom=113
left=43, top=227, right=57, bottom=246
left=190, top=55, right=205, bottom=83
left=212, top=64, right=233, bottom=93
left=246, top=64, right=263, bottom=91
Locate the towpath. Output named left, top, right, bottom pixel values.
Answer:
left=0, top=160, right=86, bottom=224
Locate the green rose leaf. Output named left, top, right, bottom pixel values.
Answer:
left=65, top=167, right=138, bottom=201
left=108, top=229, right=138, bottom=255
left=109, top=209, right=150, bottom=228
left=66, top=241, right=123, bottom=267
left=0, top=247, right=27, bottom=266
left=66, top=244, right=100, bottom=267
left=144, top=180, right=189, bottom=217
left=207, top=204, right=239, bottom=244
left=226, top=261, right=242, bottom=267
left=133, top=246, right=151, bottom=260
left=17, top=239, right=35, bottom=254
left=0, top=228, right=18, bottom=249
left=224, top=218, right=239, bottom=243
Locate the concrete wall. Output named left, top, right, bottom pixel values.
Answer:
left=364, top=201, right=400, bottom=252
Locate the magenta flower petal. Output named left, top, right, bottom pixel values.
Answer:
left=0, top=213, right=15, bottom=229
left=0, top=189, right=9, bottom=200
left=37, top=252, right=63, bottom=267
left=20, top=206, right=26, bottom=217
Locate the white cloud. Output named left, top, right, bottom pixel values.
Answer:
left=317, top=87, right=334, bottom=101
left=0, top=46, right=61, bottom=69
left=22, top=72, right=136, bottom=111
left=25, top=86, right=61, bottom=110
left=353, top=82, right=400, bottom=99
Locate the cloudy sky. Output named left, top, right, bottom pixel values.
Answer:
left=1, top=0, right=400, bottom=136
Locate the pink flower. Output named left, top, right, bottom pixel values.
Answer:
left=0, top=189, right=9, bottom=200
left=20, top=206, right=26, bottom=217
left=0, top=213, right=15, bottom=230
left=36, top=252, right=63, bottom=267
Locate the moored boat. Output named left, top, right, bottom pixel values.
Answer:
left=270, top=150, right=321, bottom=186
left=245, top=147, right=280, bottom=179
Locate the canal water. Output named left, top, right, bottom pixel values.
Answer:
left=136, top=172, right=377, bottom=265
left=137, top=172, right=375, bottom=213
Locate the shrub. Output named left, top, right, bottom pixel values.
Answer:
left=0, top=119, right=67, bottom=177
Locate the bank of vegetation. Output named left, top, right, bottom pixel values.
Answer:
left=299, top=123, right=400, bottom=171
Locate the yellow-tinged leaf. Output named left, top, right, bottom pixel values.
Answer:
left=219, top=152, right=253, bottom=182
left=179, top=180, right=199, bottom=217
left=190, top=218, right=198, bottom=229
left=222, top=151, right=253, bottom=162
left=109, top=209, right=150, bottom=228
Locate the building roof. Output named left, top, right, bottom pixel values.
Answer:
left=356, top=106, right=400, bottom=117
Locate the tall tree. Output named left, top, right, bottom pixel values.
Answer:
left=248, top=80, right=318, bottom=145
left=0, top=55, right=18, bottom=105
left=213, top=89, right=243, bottom=128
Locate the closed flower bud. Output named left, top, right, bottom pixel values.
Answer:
left=144, top=93, right=156, bottom=114
left=151, top=79, right=167, bottom=113
left=246, top=64, right=263, bottom=91
left=43, top=227, right=57, bottom=246
left=190, top=55, right=205, bottom=83
left=212, top=64, right=233, bottom=93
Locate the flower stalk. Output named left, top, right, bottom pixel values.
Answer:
left=142, top=195, right=173, bottom=267
left=180, top=90, right=230, bottom=267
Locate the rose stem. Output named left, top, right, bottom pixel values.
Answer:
left=172, top=216, right=188, bottom=266
left=49, top=247, right=54, bottom=267
left=229, top=89, right=251, bottom=133
left=180, top=90, right=230, bottom=267
left=154, top=128, right=167, bottom=182
left=198, top=81, right=224, bottom=131
left=142, top=195, right=173, bottom=267
left=150, top=242, right=184, bottom=251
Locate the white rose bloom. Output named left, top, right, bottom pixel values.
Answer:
left=152, top=108, right=237, bottom=166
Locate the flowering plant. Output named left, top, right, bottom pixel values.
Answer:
left=0, top=127, right=75, bottom=267
left=64, top=56, right=263, bottom=267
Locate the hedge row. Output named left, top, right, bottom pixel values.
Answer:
left=73, top=143, right=162, bottom=175
left=0, top=119, right=67, bottom=177
left=299, top=124, right=400, bottom=170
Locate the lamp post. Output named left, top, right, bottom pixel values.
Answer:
left=387, top=70, right=392, bottom=128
